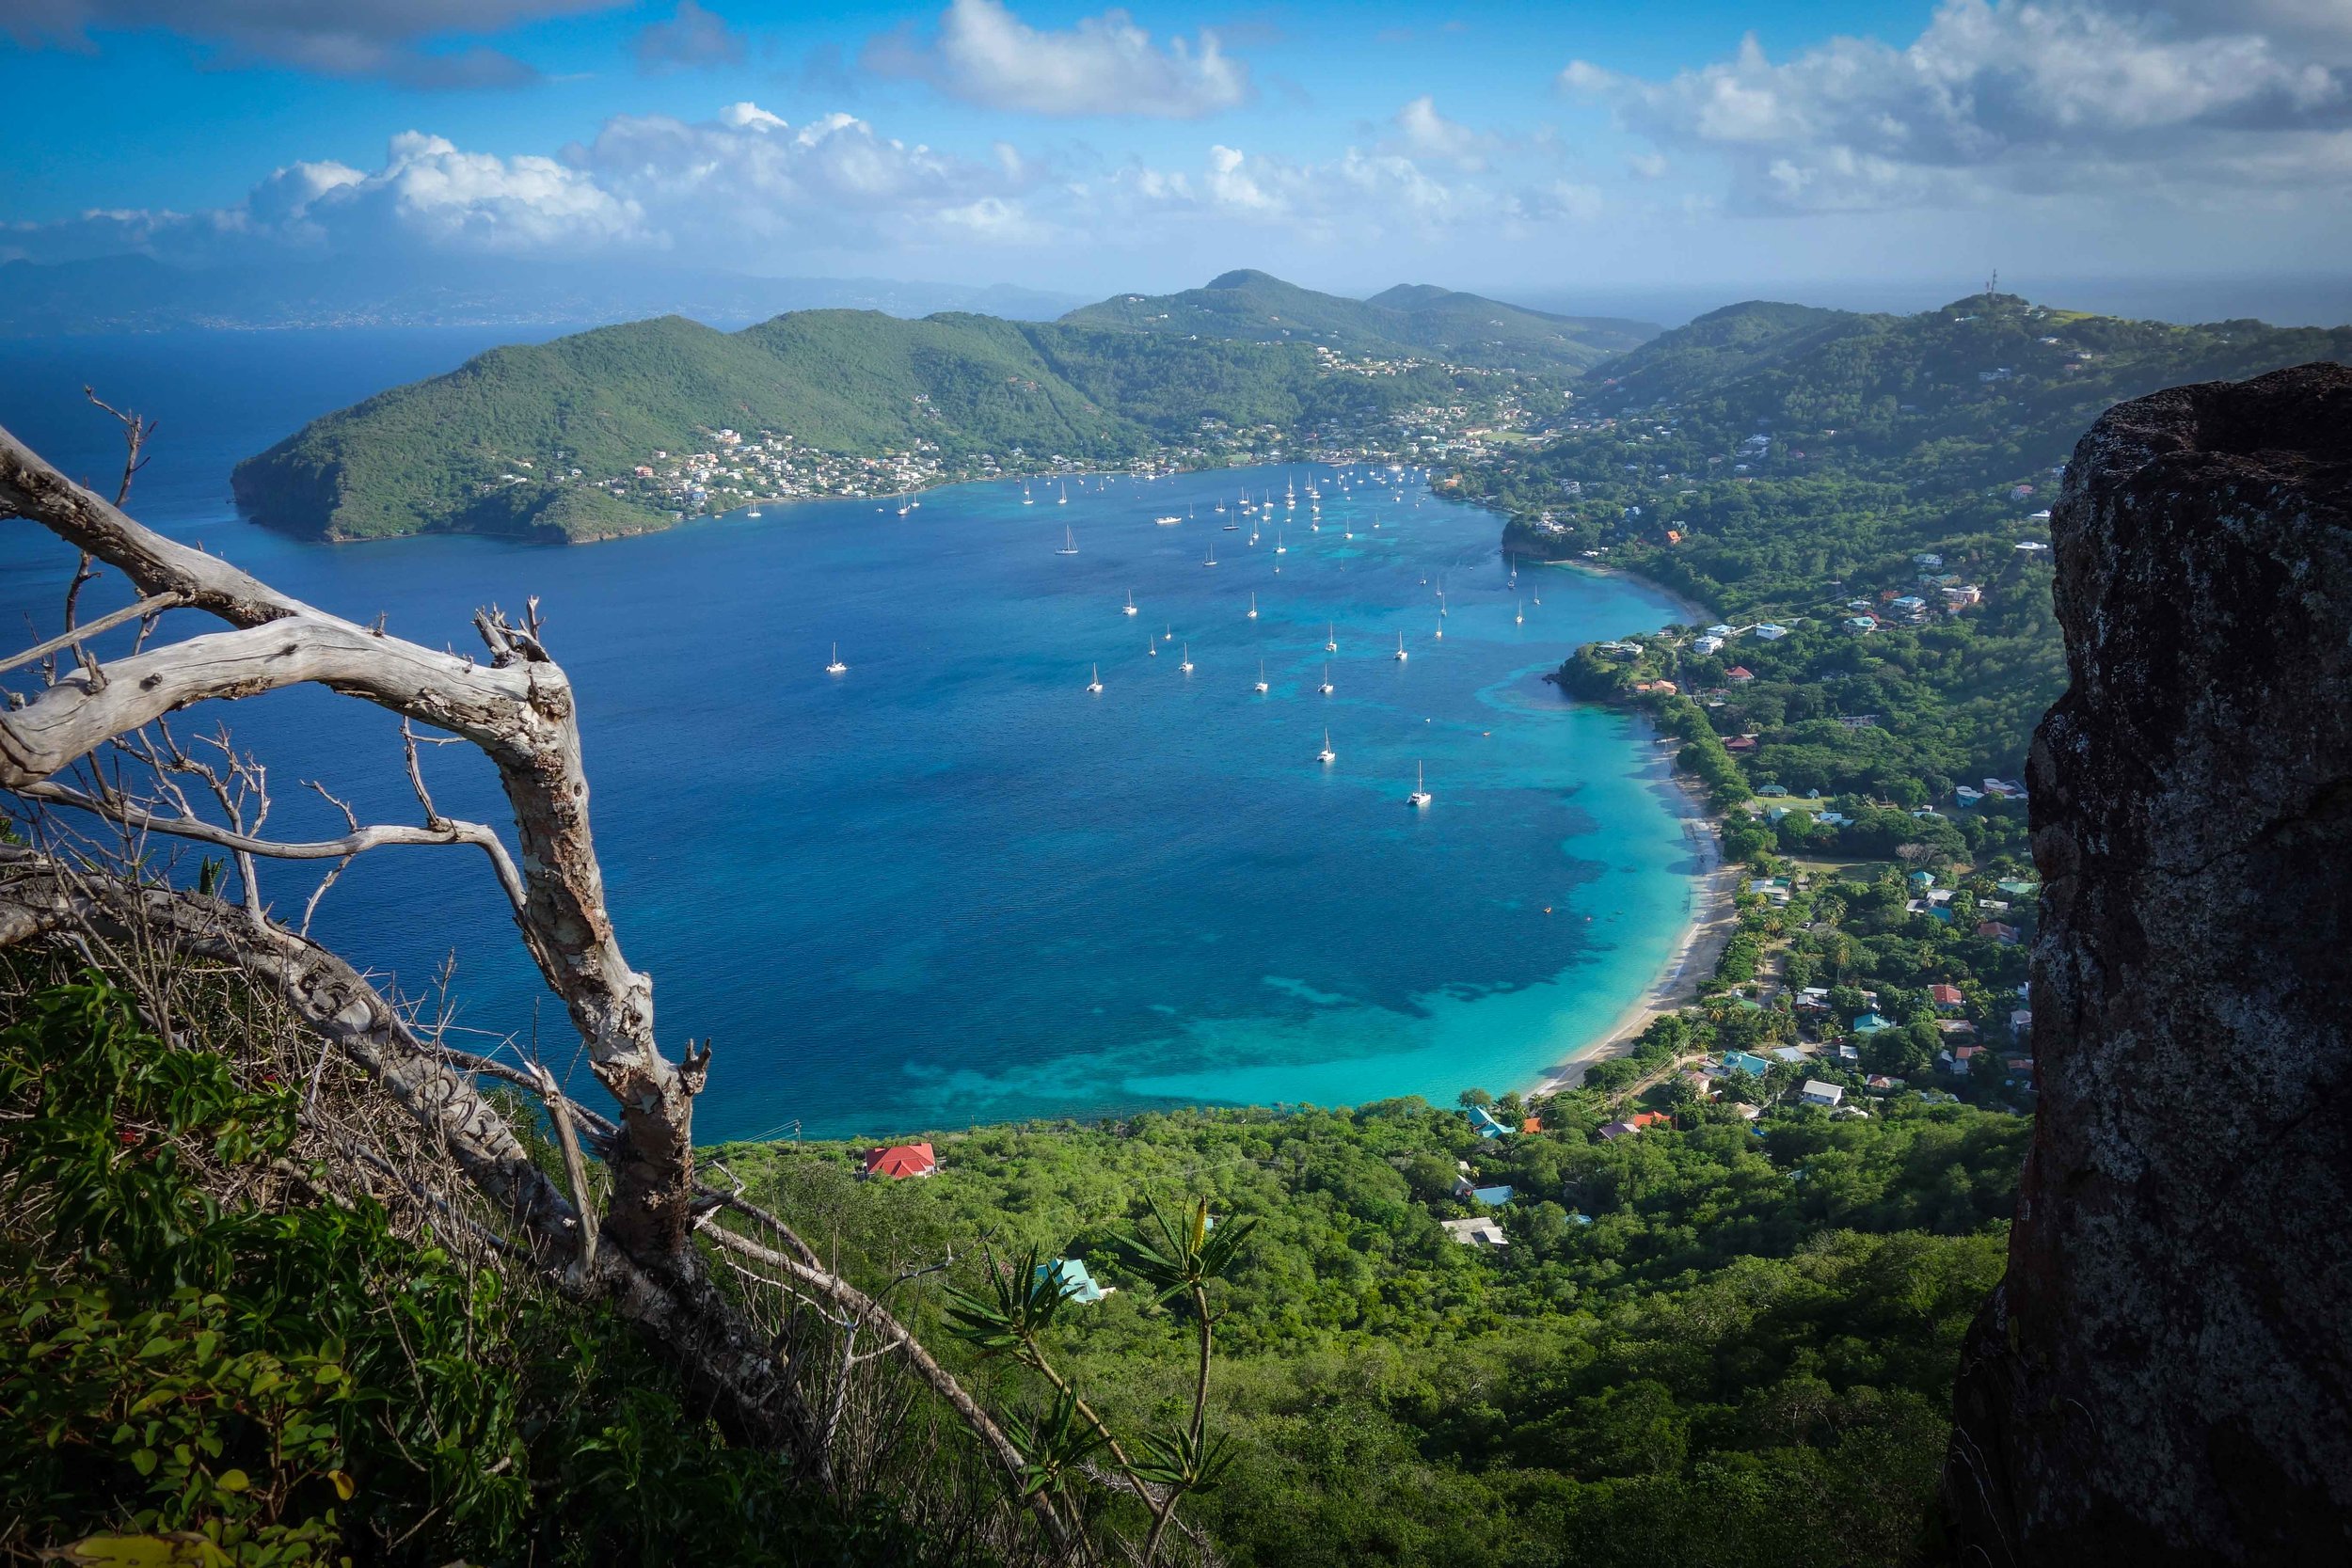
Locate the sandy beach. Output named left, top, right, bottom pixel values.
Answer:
left=1525, top=757, right=1742, bottom=1096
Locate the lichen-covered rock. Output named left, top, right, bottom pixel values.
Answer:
left=1945, top=363, right=2352, bottom=1563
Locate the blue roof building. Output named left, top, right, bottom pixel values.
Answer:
left=1853, top=1012, right=1894, bottom=1034
left=1470, top=1184, right=1516, bottom=1208
left=1466, top=1104, right=1506, bottom=1138
left=1723, top=1050, right=1772, bottom=1077
left=1037, top=1258, right=1110, bottom=1305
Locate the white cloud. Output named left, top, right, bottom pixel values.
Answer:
left=3, top=0, right=623, bottom=87
left=1390, top=96, right=1488, bottom=170
left=865, top=0, right=1251, bottom=119
left=1562, top=0, right=2352, bottom=213
left=0, top=104, right=1051, bottom=266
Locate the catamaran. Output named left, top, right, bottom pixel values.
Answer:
left=1123, top=590, right=1139, bottom=616
left=1318, top=664, right=1335, bottom=695
left=1088, top=664, right=1104, bottom=694
left=1325, top=623, right=1337, bottom=652
left=1057, top=526, right=1079, bottom=556
left=1179, top=643, right=1194, bottom=674
left=1316, top=729, right=1336, bottom=765
left=1393, top=632, right=1408, bottom=662
left=825, top=643, right=848, bottom=675
left=1406, top=762, right=1432, bottom=809
left=1254, top=660, right=1270, bottom=694
left=1248, top=594, right=1259, bottom=620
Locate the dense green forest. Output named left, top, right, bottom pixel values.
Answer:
left=4, top=968, right=2026, bottom=1568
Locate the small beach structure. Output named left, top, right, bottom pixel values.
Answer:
left=863, top=1142, right=937, bottom=1180
left=1036, top=1258, right=1112, bottom=1304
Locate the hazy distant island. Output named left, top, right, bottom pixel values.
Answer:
left=227, top=270, right=1654, bottom=543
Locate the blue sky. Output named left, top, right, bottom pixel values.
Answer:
left=4, top=0, right=2348, bottom=299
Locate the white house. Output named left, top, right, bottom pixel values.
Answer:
left=1441, top=1217, right=1509, bottom=1248
left=1800, top=1080, right=1845, bottom=1107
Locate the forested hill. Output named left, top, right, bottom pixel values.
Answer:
left=230, top=278, right=1586, bottom=543
left=1470, top=291, right=2352, bottom=865
left=1063, top=268, right=1658, bottom=371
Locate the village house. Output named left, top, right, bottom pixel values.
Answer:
left=1800, top=1080, right=1845, bottom=1107
left=1441, top=1217, right=1509, bottom=1248
left=863, top=1142, right=938, bottom=1180
left=1036, top=1258, right=1112, bottom=1304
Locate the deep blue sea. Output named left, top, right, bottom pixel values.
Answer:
left=0, top=329, right=1698, bottom=1140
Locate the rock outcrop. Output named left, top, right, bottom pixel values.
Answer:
left=1945, top=362, right=2352, bottom=1563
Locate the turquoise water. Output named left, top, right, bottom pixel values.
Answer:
left=0, top=333, right=1696, bottom=1140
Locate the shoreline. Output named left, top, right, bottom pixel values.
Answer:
left=1524, top=741, right=1741, bottom=1097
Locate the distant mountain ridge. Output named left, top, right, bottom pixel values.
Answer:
left=1058, top=268, right=1658, bottom=371
left=0, top=254, right=1087, bottom=336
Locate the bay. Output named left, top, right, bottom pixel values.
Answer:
left=0, top=330, right=1696, bottom=1140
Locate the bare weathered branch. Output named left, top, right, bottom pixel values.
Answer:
left=0, top=420, right=691, bottom=1258
left=0, top=591, right=186, bottom=677
left=18, top=778, right=529, bottom=913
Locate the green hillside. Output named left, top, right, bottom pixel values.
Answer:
left=1062, top=269, right=1656, bottom=371
left=230, top=292, right=1487, bottom=542
left=1466, top=291, right=2352, bottom=861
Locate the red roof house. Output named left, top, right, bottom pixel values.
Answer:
left=1930, top=984, right=1965, bottom=1008
left=863, top=1142, right=938, bottom=1180
left=1726, top=666, right=1756, bottom=683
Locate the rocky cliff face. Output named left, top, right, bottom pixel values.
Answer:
left=1945, top=363, right=2352, bottom=1563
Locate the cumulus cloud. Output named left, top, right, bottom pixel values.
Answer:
left=1389, top=96, right=1488, bottom=170
left=3, top=130, right=644, bottom=263
left=1561, top=0, right=2352, bottom=212
left=1104, top=141, right=1486, bottom=245
left=865, top=0, right=1251, bottom=118
left=0, top=103, right=1059, bottom=267
left=633, top=0, right=743, bottom=73
left=574, top=103, right=1036, bottom=250
left=1, top=0, right=623, bottom=87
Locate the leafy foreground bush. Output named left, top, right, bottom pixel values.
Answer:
left=0, top=979, right=937, bottom=1568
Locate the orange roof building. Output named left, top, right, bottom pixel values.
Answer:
left=863, top=1142, right=938, bottom=1180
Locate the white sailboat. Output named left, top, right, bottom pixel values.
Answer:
left=826, top=643, right=848, bottom=675
left=1023, top=483, right=1034, bottom=505
left=1275, top=530, right=1286, bottom=555
left=1435, top=623, right=1443, bottom=640
left=1316, top=728, right=1336, bottom=765
left=746, top=504, right=761, bottom=517
left=1163, top=624, right=1173, bottom=641
left=1088, top=664, right=1104, bottom=694
left=1318, top=664, right=1335, bottom=695
left=1248, top=594, right=1259, bottom=620
left=1149, top=640, right=1158, bottom=657
left=1325, top=623, right=1337, bottom=653
left=1057, top=526, right=1079, bottom=556
left=1393, top=632, right=1408, bottom=662
left=1179, top=643, right=1194, bottom=674
left=1406, top=762, right=1432, bottom=809
left=1254, top=660, right=1270, bottom=693
left=1515, top=599, right=1524, bottom=625
left=1058, top=482, right=1069, bottom=505
left=1203, top=543, right=1217, bottom=566
left=1123, top=590, right=1139, bottom=616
